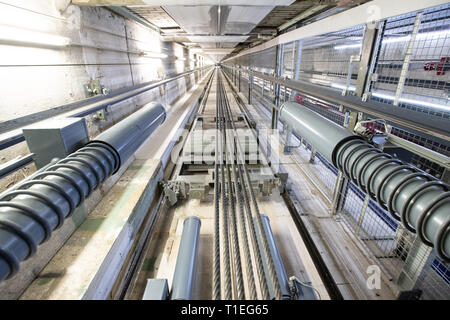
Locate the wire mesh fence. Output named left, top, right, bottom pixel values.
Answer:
left=297, top=24, right=365, bottom=92
left=370, top=3, right=450, bottom=119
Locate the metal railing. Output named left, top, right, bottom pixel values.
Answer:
left=0, top=66, right=212, bottom=180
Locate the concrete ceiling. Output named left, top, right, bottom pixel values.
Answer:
left=161, top=5, right=279, bottom=62
left=74, top=0, right=372, bottom=62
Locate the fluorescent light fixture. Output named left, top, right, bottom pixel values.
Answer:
left=331, top=83, right=355, bottom=91
left=176, top=57, right=186, bottom=61
left=140, top=51, right=168, bottom=59
left=372, top=92, right=450, bottom=111
left=0, top=25, right=70, bottom=48
left=334, top=29, right=450, bottom=50
left=333, top=43, right=361, bottom=50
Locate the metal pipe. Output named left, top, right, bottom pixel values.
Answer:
left=0, top=102, right=166, bottom=282
left=260, top=215, right=291, bottom=300
left=171, top=216, right=201, bottom=300
left=0, top=154, right=34, bottom=179
left=279, top=101, right=450, bottom=262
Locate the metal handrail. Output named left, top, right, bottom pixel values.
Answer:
left=222, top=65, right=450, bottom=143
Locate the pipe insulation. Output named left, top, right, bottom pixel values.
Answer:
left=171, top=216, right=201, bottom=300
left=279, top=101, right=450, bottom=262
left=0, top=102, right=166, bottom=282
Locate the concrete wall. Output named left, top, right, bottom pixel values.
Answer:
left=0, top=0, right=207, bottom=192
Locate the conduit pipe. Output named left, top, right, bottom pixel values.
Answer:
left=279, top=101, right=450, bottom=262
left=260, top=215, right=291, bottom=300
left=0, top=102, right=166, bottom=282
left=171, top=216, right=201, bottom=300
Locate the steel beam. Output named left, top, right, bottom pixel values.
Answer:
left=355, top=24, right=379, bottom=97
left=272, top=45, right=283, bottom=129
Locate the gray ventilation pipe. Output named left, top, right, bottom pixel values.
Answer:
left=0, top=102, right=166, bottom=282
left=279, top=101, right=450, bottom=262
left=171, top=216, right=201, bottom=300
left=260, top=215, right=291, bottom=300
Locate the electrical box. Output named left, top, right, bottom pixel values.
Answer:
left=23, top=117, right=89, bottom=169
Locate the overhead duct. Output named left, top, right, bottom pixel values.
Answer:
left=0, top=102, right=166, bottom=282
left=279, top=101, right=450, bottom=262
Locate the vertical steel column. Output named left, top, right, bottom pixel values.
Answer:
left=309, top=148, right=316, bottom=164
left=248, top=68, right=253, bottom=105
left=331, top=170, right=349, bottom=216
left=331, top=109, right=359, bottom=215
left=356, top=194, right=370, bottom=236
left=283, top=124, right=292, bottom=154
left=272, top=44, right=283, bottom=129
left=171, top=216, right=201, bottom=300
left=394, top=12, right=422, bottom=106
left=355, top=23, right=381, bottom=98
left=238, top=66, right=241, bottom=92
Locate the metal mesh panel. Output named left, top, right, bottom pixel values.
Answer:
left=281, top=41, right=297, bottom=79
left=371, top=4, right=450, bottom=118
left=390, top=126, right=450, bottom=179
left=414, top=253, right=450, bottom=300
left=298, top=25, right=364, bottom=91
